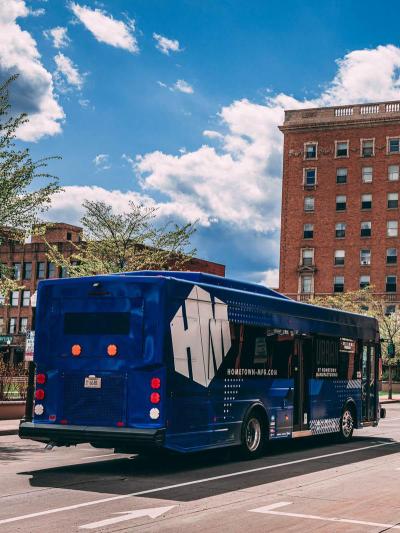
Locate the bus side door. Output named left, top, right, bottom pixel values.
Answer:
left=361, top=343, right=378, bottom=422
left=292, top=337, right=312, bottom=433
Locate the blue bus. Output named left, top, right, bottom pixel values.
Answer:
left=19, top=271, right=385, bottom=458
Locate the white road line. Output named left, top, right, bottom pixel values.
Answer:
left=80, top=505, right=175, bottom=529
left=81, top=454, right=123, bottom=460
left=250, top=501, right=400, bottom=529
left=0, top=440, right=396, bottom=526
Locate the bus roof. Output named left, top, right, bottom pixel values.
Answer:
left=121, top=270, right=289, bottom=300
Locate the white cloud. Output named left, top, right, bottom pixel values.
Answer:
left=174, top=79, right=194, bottom=94
left=153, top=33, right=182, bottom=55
left=43, top=26, right=70, bottom=49
left=93, top=153, right=110, bottom=169
left=156, top=80, right=168, bottom=89
left=203, top=130, right=224, bottom=140
left=54, top=52, right=83, bottom=89
left=0, top=0, right=64, bottom=141
left=78, top=97, right=90, bottom=108
left=29, top=8, right=45, bottom=16
left=69, top=3, right=138, bottom=53
left=259, top=269, right=280, bottom=288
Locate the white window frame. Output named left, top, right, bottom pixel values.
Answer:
left=336, top=167, right=348, bottom=184
left=361, top=193, right=372, bottom=209
left=360, top=249, right=371, bottom=265
left=299, top=275, right=314, bottom=294
left=359, top=275, right=371, bottom=288
left=303, top=223, right=314, bottom=239
left=334, top=249, right=345, bottom=266
left=388, top=192, right=399, bottom=209
left=387, top=136, right=400, bottom=154
left=387, top=220, right=398, bottom=237
left=304, top=196, right=315, bottom=212
left=360, top=138, right=375, bottom=157
left=303, top=167, right=317, bottom=187
left=304, top=141, right=318, bottom=160
left=301, top=248, right=314, bottom=266
left=362, top=166, right=373, bottom=183
left=335, top=140, right=349, bottom=158
left=388, top=164, right=399, bottom=181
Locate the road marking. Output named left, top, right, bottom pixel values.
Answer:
left=82, top=454, right=123, bottom=460
left=80, top=505, right=175, bottom=529
left=250, top=501, right=400, bottom=529
left=0, top=440, right=396, bottom=526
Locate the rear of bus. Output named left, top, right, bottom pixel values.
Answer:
left=19, top=274, right=167, bottom=451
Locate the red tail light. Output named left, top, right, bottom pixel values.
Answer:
left=116, top=421, right=125, bottom=427
left=36, top=373, right=46, bottom=385
left=35, top=389, right=45, bottom=400
left=107, top=344, right=118, bottom=357
left=151, top=377, right=161, bottom=389
left=150, top=392, right=160, bottom=404
left=71, top=344, right=82, bottom=357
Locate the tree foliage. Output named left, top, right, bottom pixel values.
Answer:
left=311, top=287, right=400, bottom=366
left=0, top=75, right=62, bottom=298
left=47, top=200, right=197, bottom=276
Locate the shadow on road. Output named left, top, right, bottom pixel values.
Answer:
left=19, top=435, right=400, bottom=502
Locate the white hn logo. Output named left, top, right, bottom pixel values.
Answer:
left=170, top=286, right=232, bottom=387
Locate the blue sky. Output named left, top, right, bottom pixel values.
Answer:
left=3, top=1, right=400, bottom=285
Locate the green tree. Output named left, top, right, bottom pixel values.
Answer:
left=47, top=200, right=197, bottom=276
left=0, top=75, right=62, bottom=299
left=311, top=287, right=400, bottom=399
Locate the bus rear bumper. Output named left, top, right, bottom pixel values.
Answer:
left=19, top=421, right=165, bottom=450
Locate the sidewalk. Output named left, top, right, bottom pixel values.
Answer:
left=380, top=395, right=400, bottom=404
left=0, top=419, right=20, bottom=436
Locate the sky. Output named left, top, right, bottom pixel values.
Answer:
left=3, top=1, right=400, bottom=286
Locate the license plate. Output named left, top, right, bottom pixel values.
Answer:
left=84, top=377, right=101, bottom=388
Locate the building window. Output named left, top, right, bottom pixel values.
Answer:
left=23, top=262, right=32, bottom=280
left=60, top=266, right=69, bottom=278
left=304, top=196, right=314, bottom=212
left=10, top=290, right=19, bottom=307
left=48, top=262, right=57, bottom=278
left=386, top=275, right=397, bottom=292
left=304, top=168, right=316, bottom=187
left=361, top=194, right=372, bottom=209
left=336, top=168, right=347, bottom=184
left=22, top=290, right=30, bottom=307
left=67, top=232, right=72, bottom=241
left=301, top=249, right=314, bottom=266
left=387, top=220, right=398, bottom=237
left=388, top=192, right=399, bottom=209
left=0, top=294, right=5, bottom=306
left=304, top=143, right=317, bottom=159
left=37, top=262, right=46, bottom=279
left=300, top=275, right=313, bottom=294
left=361, top=139, right=374, bottom=157
left=8, top=318, right=17, bottom=334
left=362, top=167, right=373, bottom=183
left=388, top=165, right=399, bottom=181
left=360, top=249, right=371, bottom=265
left=13, top=263, right=21, bottom=280
left=19, top=317, right=28, bottom=334
left=388, top=137, right=400, bottom=153
left=0, top=318, right=4, bottom=334
left=335, top=222, right=346, bottom=238
left=336, top=195, right=346, bottom=211
left=336, top=141, right=349, bottom=157
left=334, top=276, right=344, bottom=293
left=385, top=305, right=396, bottom=316
left=387, top=248, right=397, bottom=264
left=360, top=221, right=372, bottom=237
left=303, top=223, right=314, bottom=239
left=334, top=250, right=345, bottom=266
left=359, top=275, right=370, bottom=289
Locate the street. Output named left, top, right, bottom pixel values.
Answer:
left=0, top=404, right=399, bottom=532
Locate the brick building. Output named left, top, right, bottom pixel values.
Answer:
left=0, top=223, right=225, bottom=363
left=279, top=101, right=400, bottom=310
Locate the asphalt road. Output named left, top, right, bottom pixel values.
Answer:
left=1, top=405, right=400, bottom=532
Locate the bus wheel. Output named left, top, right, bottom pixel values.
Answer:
left=339, top=407, right=355, bottom=441
left=238, top=411, right=266, bottom=459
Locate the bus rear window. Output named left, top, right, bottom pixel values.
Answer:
left=64, top=313, right=130, bottom=335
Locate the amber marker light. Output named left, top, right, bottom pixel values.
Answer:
left=107, top=344, right=118, bottom=357
left=71, top=344, right=82, bottom=357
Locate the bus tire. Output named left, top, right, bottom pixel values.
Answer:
left=238, top=409, right=267, bottom=459
left=338, top=405, right=355, bottom=442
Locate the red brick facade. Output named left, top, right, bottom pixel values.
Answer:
left=0, top=223, right=225, bottom=363
left=279, top=102, right=400, bottom=307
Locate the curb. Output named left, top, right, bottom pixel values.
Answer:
left=380, top=399, right=400, bottom=404
left=0, top=429, right=19, bottom=436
